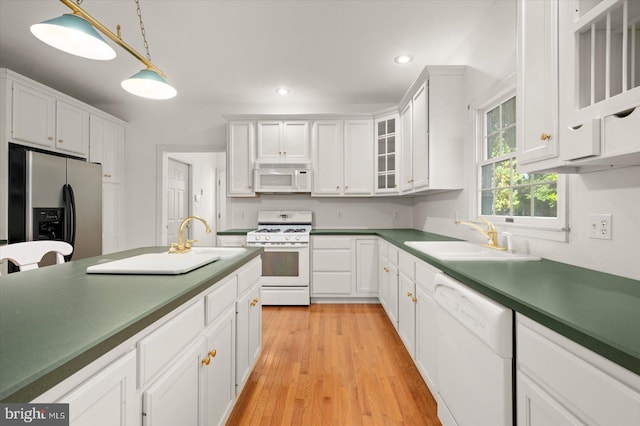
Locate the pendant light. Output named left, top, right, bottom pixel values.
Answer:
left=30, top=14, right=116, bottom=60
left=31, top=0, right=176, bottom=100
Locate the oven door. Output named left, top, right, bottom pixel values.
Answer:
left=260, top=245, right=309, bottom=287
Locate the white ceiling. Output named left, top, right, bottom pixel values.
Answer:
left=0, top=0, right=496, bottom=108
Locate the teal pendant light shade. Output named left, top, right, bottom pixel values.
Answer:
left=30, top=14, right=116, bottom=60
left=121, top=69, right=177, bottom=100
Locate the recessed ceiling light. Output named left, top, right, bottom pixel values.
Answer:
left=275, top=87, right=290, bottom=95
left=394, top=54, right=414, bottom=64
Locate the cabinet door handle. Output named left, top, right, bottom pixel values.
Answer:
left=345, top=185, right=349, bottom=190
left=540, top=133, right=551, bottom=141
left=412, top=297, right=417, bottom=303
left=250, top=298, right=259, bottom=307
left=283, top=151, right=287, bottom=155
left=58, top=139, right=64, bottom=143
left=48, top=136, right=54, bottom=141
left=208, top=349, right=217, bottom=358
left=104, top=174, right=112, bottom=178
left=201, top=356, right=211, bottom=366
left=336, top=186, right=340, bottom=190
left=407, top=292, right=413, bottom=297
left=383, top=267, right=389, bottom=272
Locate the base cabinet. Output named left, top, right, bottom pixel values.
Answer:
left=414, top=260, right=440, bottom=395
left=236, top=281, right=261, bottom=395
left=142, top=337, right=206, bottom=426
left=517, top=314, right=640, bottom=425
left=57, top=351, right=137, bottom=426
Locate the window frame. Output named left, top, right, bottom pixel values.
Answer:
left=472, top=77, right=568, bottom=241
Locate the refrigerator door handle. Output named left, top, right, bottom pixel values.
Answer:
left=63, top=184, right=76, bottom=261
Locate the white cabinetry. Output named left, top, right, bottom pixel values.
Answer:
left=227, top=121, right=256, bottom=197
left=312, top=119, right=373, bottom=196
left=516, top=0, right=560, bottom=169
left=216, top=235, right=247, bottom=247
left=142, top=337, right=206, bottom=426
left=89, top=114, right=126, bottom=254
left=398, top=251, right=417, bottom=356
left=414, top=260, right=440, bottom=395
left=378, top=240, right=399, bottom=329
left=257, top=120, right=309, bottom=163
left=312, top=236, right=353, bottom=296
left=374, top=113, right=399, bottom=194
left=11, top=80, right=89, bottom=157
left=517, top=314, right=640, bottom=425
left=518, top=0, right=640, bottom=173
left=57, top=351, right=137, bottom=426
left=398, top=66, right=465, bottom=194
left=311, top=235, right=379, bottom=300
left=235, top=258, right=262, bottom=395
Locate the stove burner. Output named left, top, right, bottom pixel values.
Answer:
left=255, top=228, right=280, bottom=233
left=284, top=228, right=306, bottom=233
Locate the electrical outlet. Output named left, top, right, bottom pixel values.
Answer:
left=393, top=211, right=400, bottom=221
left=588, top=214, right=612, bottom=240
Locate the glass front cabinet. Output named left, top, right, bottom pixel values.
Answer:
left=375, top=113, right=399, bottom=194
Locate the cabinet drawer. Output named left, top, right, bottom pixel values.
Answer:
left=603, top=107, right=640, bottom=155
left=517, top=316, right=640, bottom=425
left=313, top=250, right=351, bottom=271
left=137, top=299, right=205, bottom=388
left=398, top=251, right=415, bottom=279
left=312, top=237, right=351, bottom=249
left=312, top=272, right=351, bottom=294
left=415, top=260, right=440, bottom=294
left=206, top=275, right=237, bottom=325
left=238, top=257, right=261, bottom=295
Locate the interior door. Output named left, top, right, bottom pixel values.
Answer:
left=167, top=158, right=190, bottom=244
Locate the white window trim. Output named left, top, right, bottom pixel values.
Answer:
left=470, top=74, right=569, bottom=242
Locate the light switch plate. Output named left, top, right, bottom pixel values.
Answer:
left=588, top=214, right=612, bottom=240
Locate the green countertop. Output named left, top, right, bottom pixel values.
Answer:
left=0, top=246, right=262, bottom=402
left=312, top=228, right=640, bottom=376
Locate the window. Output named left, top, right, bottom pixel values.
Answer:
left=476, top=91, right=566, bottom=236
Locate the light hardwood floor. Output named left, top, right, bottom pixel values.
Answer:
left=227, top=304, right=441, bottom=425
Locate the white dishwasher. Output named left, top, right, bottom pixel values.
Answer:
left=434, top=273, right=513, bottom=426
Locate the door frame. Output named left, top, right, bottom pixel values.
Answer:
left=155, top=145, right=227, bottom=246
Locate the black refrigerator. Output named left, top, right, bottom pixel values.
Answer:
left=8, top=145, right=102, bottom=261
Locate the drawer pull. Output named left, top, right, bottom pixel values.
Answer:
left=539, top=133, right=551, bottom=141
left=614, top=107, right=635, bottom=118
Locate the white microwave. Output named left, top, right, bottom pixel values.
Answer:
left=254, top=168, right=312, bottom=193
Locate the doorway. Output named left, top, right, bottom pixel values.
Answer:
left=156, top=147, right=227, bottom=246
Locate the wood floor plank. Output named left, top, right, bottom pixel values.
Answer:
left=226, top=304, right=441, bottom=425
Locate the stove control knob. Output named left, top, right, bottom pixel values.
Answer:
left=255, top=236, right=261, bottom=241
left=296, top=236, right=301, bottom=240
left=285, top=236, right=291, bottom=241
left=265, top=236, right=270, bottom=241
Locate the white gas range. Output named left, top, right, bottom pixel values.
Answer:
left=247, top=211, right=312, bottom=306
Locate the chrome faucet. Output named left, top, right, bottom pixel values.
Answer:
left=169, top=215, right=212, bottom=254
left=455, top=217, right=506, bottom=250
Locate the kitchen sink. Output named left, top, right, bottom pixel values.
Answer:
left=86, top=247, right=246, bottom=275
left=404, top=241, right=541, bottom=261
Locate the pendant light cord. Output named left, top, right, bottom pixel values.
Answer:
left=134, top=0, right=152, bottom=61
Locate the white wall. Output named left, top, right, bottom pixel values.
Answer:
left=411, top=0, right=640, bottom=281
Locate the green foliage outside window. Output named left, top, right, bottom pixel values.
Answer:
left=480, top=97, right=557, bottom=218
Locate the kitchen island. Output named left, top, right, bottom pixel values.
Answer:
left=0, top=246, right=262, bottom=404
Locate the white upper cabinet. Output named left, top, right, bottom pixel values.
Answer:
left=518, top=0, right=640, bottom=173
left=11, top=80, right=89, bottom=157
left=257, top=120, right=309, bottom=163
left=227, top=120, right=256, bottom=197
left=312, top=119, right=373, bottom=196
left=89, top=114, right=125, bottom=183
left=516, top=0, right=560, bottom=169
left=399, top=66, right=465, bottom=194
left=374, top=113, right=399, bottom=194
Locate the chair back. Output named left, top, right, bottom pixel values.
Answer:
left=0, top=241, right=74, bottom=272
